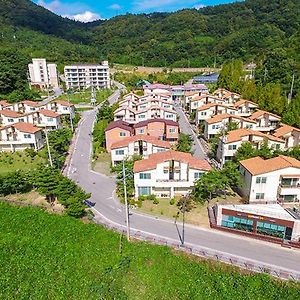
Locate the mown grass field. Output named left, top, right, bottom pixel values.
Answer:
left=0, top=202, right=299, bottom=299
left=0, top=152, right=45, bottom=175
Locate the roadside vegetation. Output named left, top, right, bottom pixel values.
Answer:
left=176, top=133, right=194, bottom=153
left=1, top=201, right=299, bottom=299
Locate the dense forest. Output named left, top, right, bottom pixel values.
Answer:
left=0, top=0, right=299, bottom=98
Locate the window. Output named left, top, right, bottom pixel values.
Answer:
left=201, top=112, right=207, bottom=116
left=139, top=129, right=144, bottom=134
left=47, top=118, right=54, bottom=122
left=228, top=145, right=237, bottom=150
left=157, top=148, right=165, bottom=153
left=24, top=134, right=31, bottom=139
left=255, top=193, right=265, bottom=199
left=19, top=118, right=25, bottom=122
left=194, top=172, right=203, bottom=180
left=119, top=132, right=126, bottom=137
left=139, top=173, right=151, bottom=179
left=8, top=118, right=14, bottom=122
left=138, top=115, right=146, bottom=119
left=275, top=144, right=280, bottom=150
left=256, top=177, right=267, bottom=184
left=63, top=107, right=68, bottom=110
left=169, top=128, right=176, bottom=133
left=115, top=150, right=124, bottom=155
left=166, top=114, right=173, bottom=118
left=30, top=108, right=35, bottom=111
left=138, top=186, right=151, bottom=196
left=212, top=124, right=219, bottom=129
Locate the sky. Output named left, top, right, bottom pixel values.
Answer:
left=33, top=0, right=238, bottom=22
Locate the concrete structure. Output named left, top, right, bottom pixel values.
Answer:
left=239, top=155, right=300, bottom=203
left=64, top=61, right=110, bottom=90
left=110, top=135, right=171, bottom=166
left=214, top=204, right=300, bottom=243
left=273, top=124, right=300, bottom=149
left=216, top=128, right=285, bottom=166
left=133, top=150, right=211, bottom=198
left=28, top=58, right=59, bottom=89
left=0, top=122, right=44, bottom=152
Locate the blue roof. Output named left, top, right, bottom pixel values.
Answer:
left=193, top=73, right=219, bottom=83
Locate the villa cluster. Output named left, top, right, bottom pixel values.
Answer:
left=0, top=99, right=75, bottom=152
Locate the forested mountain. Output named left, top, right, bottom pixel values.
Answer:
left=0, top=0, right=299, bottom=96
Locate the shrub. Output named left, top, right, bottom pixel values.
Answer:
left=138, top=195, right=146, bottom=201
left=137, top=200, right=143, bottom=208
left=153, top=198, right=159, bottom=205
left=169, top=198, right=176, bottom=205
left=147, top=194, right=156, bottom=201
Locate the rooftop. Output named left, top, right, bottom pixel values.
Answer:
left=21, top=100, right=42, bottom=107
left=38, top=109, right=60, bottom=118
left=105, top=120, right=133, bottom=133
left=133, top=118, right=178, bottom=128
left=248, top=109, right=281, bottom=121
left=133, top=150, right=211, bottom=173
left=12, top=122, right=42, bottom=133
left=273, top=124, right=300, bottom=137
left=234, top=99, right=258, bottom=108
left=240, top=155, right=300, bottom=175
left=111, top=134, right=171, bottom=150
left=0, top=110, right=23, bottom=118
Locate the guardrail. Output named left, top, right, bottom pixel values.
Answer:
left=92, top=210, right=300, bottom=282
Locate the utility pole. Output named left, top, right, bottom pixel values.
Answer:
left=288, top=73, right=295, bottom=104
left=122, top=160, right=130, bottom=241
left=44, top=128, right=53, bottom=167
left=67, top=91, right=74, bottom=132
left=263, top=68, right=268, bottom=82
left=181, top=196, right=186, bottom=246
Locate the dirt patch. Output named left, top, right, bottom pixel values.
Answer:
left=92, top=153, right=112, bottom=176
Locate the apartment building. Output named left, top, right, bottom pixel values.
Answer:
left=64, top=61, right=110, bottom=90
left=203, top=114, right=256, bottom=140
left=110, top=135, right=171, bottom=166
left=239, top=155, right=300, bottom=203
left=273, top=124, right=300, bottom=149
left=28, top=58, right=59, bottom=89
left=216, top=128, right=285, bottom=166
left=248, top=110, right=281, bottom=132
left=0, top=122, right=44, bottom=152
left=133, top=150, right=211, bottom=198
left=214, top=203, right=300, bottom=242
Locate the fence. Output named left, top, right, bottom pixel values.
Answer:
left=92, top=210, right=300, bottom=282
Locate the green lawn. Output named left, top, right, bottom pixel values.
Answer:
left=0, top=152, right=45, bottom=175
left=0, top=201, right=299, bottom=299
left=58, top=89, right=114, bottom=105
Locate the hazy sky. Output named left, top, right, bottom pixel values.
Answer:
left=33, top=0, right=238, bottom=22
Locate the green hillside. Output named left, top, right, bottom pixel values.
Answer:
left=0, top=201, right=299, bottom=299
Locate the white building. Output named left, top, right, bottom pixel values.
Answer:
left=46, top=100, right=75, bottom=117
left=110, top=135, right=171, bottom=166
left=273, top=124, right=300, bottom=149
left=26, top=110, right=62, bottom=130
left=0, top=110, right=26, bottom=126
left=233, top=99, right=259, bottom=117
left=133, top=150, right=211, bottom=198
left=248, top=110, right=281, bottom=132
left=28, top=58, right=59, bottom=89
left=239, top=155, right=300, bottom=203
left=0, top=122, right=44, bottom=152
left=216, top=128, right=286, bottom=166
left=64, top=61, right=110, bottom=90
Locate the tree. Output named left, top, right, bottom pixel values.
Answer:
left=176, top=133, right=193, bottom=153
left=0, top=171, right=32, bottom=195
left=234, top=142, right=256, bottom=161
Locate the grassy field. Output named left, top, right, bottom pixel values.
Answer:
left=57, top=89, right=114, bottom=105
left=0, top=151, right=45, bottom=175
left=137, top=194, right=243, bottom=228
left=0, top=201, right=299, bottom=299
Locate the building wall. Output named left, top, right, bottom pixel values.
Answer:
left=105, top=128, right=131, bottom=152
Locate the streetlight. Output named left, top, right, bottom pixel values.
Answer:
left=67, top=90, right=74, bottom=132
left=44, top=128, right=53, bottom=167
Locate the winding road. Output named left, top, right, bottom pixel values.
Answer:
left=67, top=88, right=300, bottom=277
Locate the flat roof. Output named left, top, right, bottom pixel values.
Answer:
left=220, top=204, right=295, bottom=220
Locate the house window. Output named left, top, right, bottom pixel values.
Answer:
left=255, top=193, right=265, bottom=200
left=115, top=150, right=125, bottom=155
left=212, top=125, right=219, bottom=129
left=119, top=132, right=126, bottom=137
left=138, top=115, right=146, bottom=119
left=8, top=118, right=14, bottom=122
left=30, top=108, right=35, bottom=111
left=275, top=144, right=280, bottom=150
left=63, top=107, right=68, bottom=110
left=24, top=134, right=31, bottom=139
left=201, top=112, right=207, bottom=116
left=256, top=177, right=267, bottom=184
left=19, top=119, right=25, bottom=122
left=138, top=186, right=151, bottom=196
left=166, top=114, right=173, bottom=118
left=194, top=172, right=203, bottom=180
left=47, top=118, right=54, bottom=121
left=139, top=173, right=151, bottom=179
left=157, top=148, right=165, bottom=153
left=169, top=128, right=176, bottom=133
left=139, top=129, right=145, bottom=134
left=228, top=145, right=237, bottom=150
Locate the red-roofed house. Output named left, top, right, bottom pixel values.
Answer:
left=133, top=150, right=211, bottom=198
left=0, top=122, right=44, bottom=152
left=273, top=124, right=300, bottom=148
left=110, top=135, right=171, bottom=166
left=47, top=100, right=75, bottom=116
left=0, top=110, right=26, bottom=125
left=248, top=110, right=281, bottom=132
left=26, top=110, right=62, bottom=129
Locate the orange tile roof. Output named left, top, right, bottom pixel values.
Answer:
left=12, top=122, right=42, bottom=134
left=133, top=150, right=211, bottom=172
left=273, top=124, right=300, bottom=137
left=234, top=99, right=258, bottom=108
left=240, top=155, right=300, bottom=175
left=0, top=100, right=10, bottom=106
left=38, top=109, right=60, bottom=118
left=224, top=128, right=285, bottom=144
left=54, top=100, right=74, bottom=107
left=248, top=109, right=281, bottom=120
left=111, top=134, right=171, bottom=150
left=206, top=113, right=256, bottom=125
left=21, top=100, right=42, bottom=107
left=0, top=110, right=23, bottom=118
left=197, top=103, right=236, bottom=112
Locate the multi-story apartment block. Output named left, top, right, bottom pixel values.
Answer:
left=64, top=61, right=110, bottom=90
left=133, top=150, right=211, bottom=198
left=239, top=155, right=300, bottom=203
left=110, top=135, right=171, bottom=166
left=0, top=122, right=44, bottom=152
left=216, top=128, right=285, bottom=166
left=28, top=58, right=59, bottom=89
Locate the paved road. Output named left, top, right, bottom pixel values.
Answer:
left=175, top=104, right=207, bottom=160
left=40, top=87, right=63, bottom=105
left=67, top=90, right=300, bottom=275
